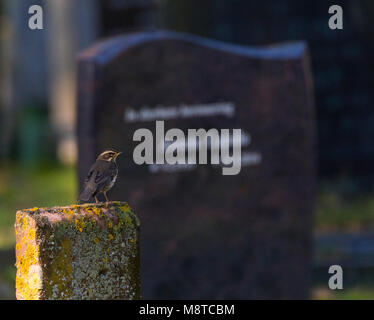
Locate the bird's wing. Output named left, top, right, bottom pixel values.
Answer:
left=86, top=160, right=112, bottom=186
left=79, top=161, right=117, bottom=202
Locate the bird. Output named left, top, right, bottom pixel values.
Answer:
left=78, top=150, right=121, bottom=204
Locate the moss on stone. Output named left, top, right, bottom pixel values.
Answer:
left=15, top=202, right=141, bottom=300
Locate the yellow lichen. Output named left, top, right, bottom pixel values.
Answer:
left=108, top=234, right=113, bottom=241
left=75, top=219, right=85, bottom=232
left=16, top=275, right=39, bottom=300
left=119, top=203, right=130, bottom=213
left=93, top=237, right=100, bottom=244
left=17, top=244, right=38, bottom=277
left=90, top=206, right=102, bottom=216
left=22, top=219, right=28, bottom=231
left=63, top=208, right=75, bottom=220
left=20, top=236, right=26, bottom=246
left=15, top=227, right=40, bottom=300
left=16, top=214, right=22, bottom=225
left=27, top=229, right=36, bottom=241
left=124, top=213, right=132, bottom=226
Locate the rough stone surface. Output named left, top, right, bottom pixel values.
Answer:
left=15, top=202, right=140, bottom=300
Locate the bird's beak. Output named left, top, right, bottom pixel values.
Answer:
left=115, top=152, right=122, bottom=158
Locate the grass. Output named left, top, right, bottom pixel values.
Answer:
left=313, top=286, right=374, bottom=300
left=316, top=179, right=374, bottom=232
left=0, top=162, right=77, bottom=249
left=335, top=287, right=374, bottom=300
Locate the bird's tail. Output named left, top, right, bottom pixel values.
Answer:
left=78, top=185, right=96, bottom=204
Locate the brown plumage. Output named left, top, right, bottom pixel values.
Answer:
left=78, top=150, right=121, bottom=203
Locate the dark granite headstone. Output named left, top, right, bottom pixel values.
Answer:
left=77, top=31, right=316, bottom=299
left=159, top=0, right=374, bottom=186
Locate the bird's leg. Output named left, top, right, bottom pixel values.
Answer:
left=104, top=192, right=109, bottom=205
left=95, top=196, right=99, bottom=203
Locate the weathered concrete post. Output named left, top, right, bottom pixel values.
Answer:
left=14, top=202, right=141, bottom=300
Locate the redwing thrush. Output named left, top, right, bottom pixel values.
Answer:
left=78, top=150, right=121, bottom=203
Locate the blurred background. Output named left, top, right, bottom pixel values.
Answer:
left=0, top=0, right=374, bottom=299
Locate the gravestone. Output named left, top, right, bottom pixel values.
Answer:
left=77, top=31, right=316, bottom=299
left=160, top=0, right=374, bottom=186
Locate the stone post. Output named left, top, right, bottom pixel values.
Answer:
left=14, top=202, right=141, bottom=300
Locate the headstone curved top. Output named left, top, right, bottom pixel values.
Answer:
left=77, top=30, right=316, bottom=299
left=78, top=31, right=307, bottom=64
